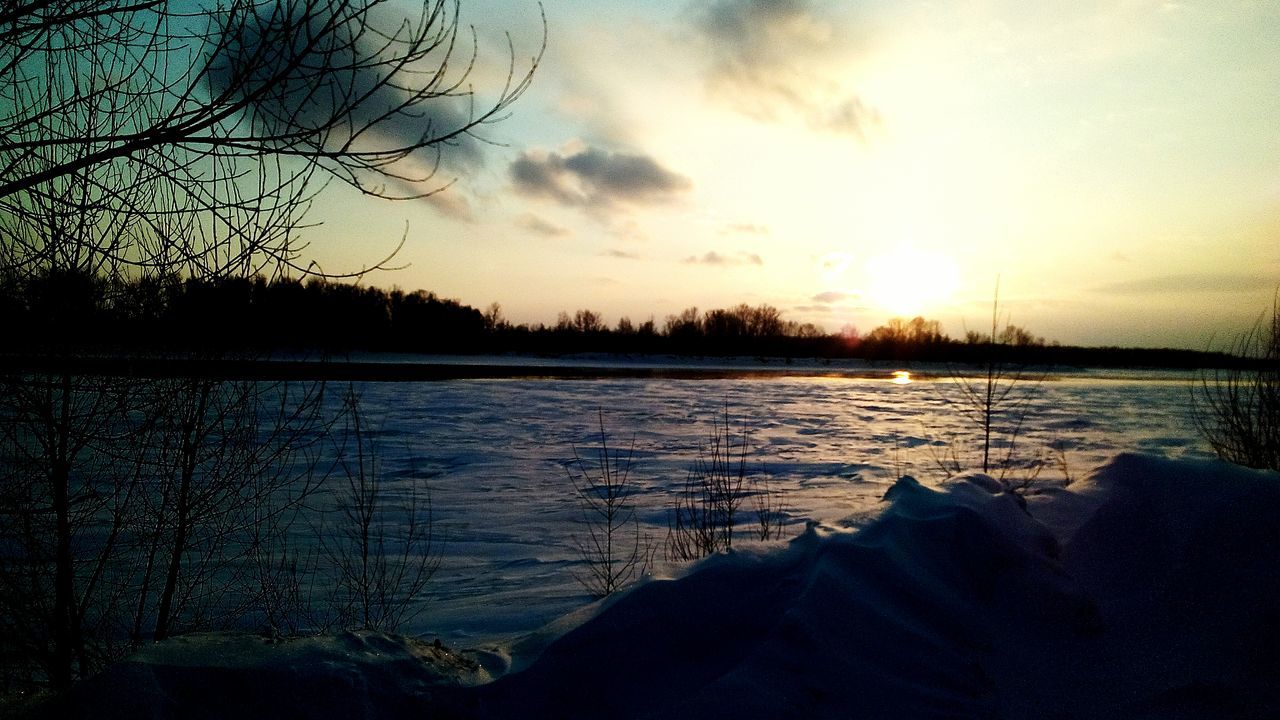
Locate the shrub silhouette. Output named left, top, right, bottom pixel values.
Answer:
left=567, top=413, right=650, bottom=598
left=1194, top=293, right=1280, bottom=471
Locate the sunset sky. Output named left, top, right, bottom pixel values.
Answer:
left=306, top=0, right=1280, bottom=349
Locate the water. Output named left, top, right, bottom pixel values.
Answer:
left=343, top=369, right=1212, bottom=645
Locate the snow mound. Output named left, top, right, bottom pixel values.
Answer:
left=63, top=631, right=489, bottom=719
left=61, top=454, right=1280, bottom=719
left=442, top=454, right=1280, bottom=719
left=442, top=472, right=1094, bottom=719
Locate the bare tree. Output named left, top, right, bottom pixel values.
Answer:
left=1, top=0, right=542, bottom=279
left=0, top=0, right=540, bottom=690
left=749, top=472, right=787, bottom=542
left=0, top=372, right=328, bottom=685
left=567, top=412, right=649, bottom=599
left=0, top=373, right=139, bottom=688
left=943, top=281, right=1046, bottom=486
left=131, top=376, right=329, bottom=642
left=667, top=409, right=766, bottom=561
left=318, top=386, right=439, bottom=632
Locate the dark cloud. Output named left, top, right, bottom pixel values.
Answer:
left=701, top=0, right=809, bottom=44
left=511, top=154, right=578, bottom=204
left=516, top=213, right=571, bottom=238
left=693, top=0, right=878, bottom=138
left=684, top=250, right=764, bottom=267
left=1097, top=273, right=1277, bottom=295
left=510, top=145, right=692, bottom=208
left=210, top=5, right=485, bottom=176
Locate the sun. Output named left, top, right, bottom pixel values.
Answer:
left=865, top=248, right=959, bottom=317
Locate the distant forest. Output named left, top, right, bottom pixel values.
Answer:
left=0, top=271, right=1240, bottom=369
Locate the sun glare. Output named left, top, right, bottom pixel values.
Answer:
left=865, top=248, right=959, bottom=317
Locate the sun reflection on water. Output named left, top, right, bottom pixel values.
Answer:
left=891, top=370, right=912, bottom=385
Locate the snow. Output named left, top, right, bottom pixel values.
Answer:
left=343, top=371, right=1210, bottom=644
left=60, top=452, right=1280, bottom=719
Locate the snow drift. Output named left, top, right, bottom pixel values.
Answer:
left=63, top=453, right=1280, bottom=719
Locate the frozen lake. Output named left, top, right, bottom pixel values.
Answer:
left=343, top=366, right=1213, bottom=645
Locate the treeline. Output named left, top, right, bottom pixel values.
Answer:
left=519, top=304, right=833, bottom=356
left=0, top=271, right=835, bottom=356
left=3, top=271, right=486, bottom=353
left=0, top=270, right=1240, bottom=368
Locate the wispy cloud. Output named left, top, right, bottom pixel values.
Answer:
left=811, top=290, right=849, bottom=303
left=423, top=189, right=475, bottom=223
left=510, top=143, right=692, bottom=208
left=692, top=0, right=879, bottom=139
left=684, top=250, right=764, bottom=267
left=1097, top=273, right=1277, bottom=295
left=722, top=222, right=770, bottom=235
left=516, top=213, right=570, bottom=238
left=603, top=248, right=642, bottom=260
left=818, top=252, right=853, bottom=273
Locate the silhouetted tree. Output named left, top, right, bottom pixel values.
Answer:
left=1195, top=293, right=1280, bottom=471
left=2, top=0, right=541, bottom=280
left=573, top=309, right=607, bottom=334
left=483, top=303, right=506, bottom=332
left=0, top=0, right=540, bottom=689
left=940, top=284, right=1048, bottom=484
left=664, top=307, right=702, bottom=341
left=966, top=324, right=1045, bottom=348
left=863, top=316, right=951, bottom=360
left=567, top=413, right=649, bottom=598
left=703, top=308, right=749, bottom=340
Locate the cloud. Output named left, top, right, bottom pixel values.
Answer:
left=722, top=222, right=770, bottom=235
left=510, top=144, right=692, bottom=209
left=603, top=249, right=642, bottom=260
left=812, top=291, right=849, bottom=303
left=797, top=288, right=869, bottom=315
left=818, top=252, right=853, bottom=272
left=516, top=213, right=570, bottom=238
left=210, top=6, right=486, bottom=177
left=423, top=189, right=475, bottom=222
left=1097, top=273, right=1277, bottom=295
left=692, top=0, right=879, bottom=138
left=684, top=250, right=764, bottom=267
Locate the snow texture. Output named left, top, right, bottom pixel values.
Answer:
left=334, top=372, right=1209, bottom=644
left=61, top=453, right=1280, bottom=719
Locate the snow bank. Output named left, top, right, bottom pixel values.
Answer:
left=61, top=454, right=1280, bottom=719
left=62, top=631, right=490, bottom=719
left=443, top=472, right=1094, bottom=719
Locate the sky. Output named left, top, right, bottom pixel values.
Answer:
left=303, top=0, right=1280, bottom=350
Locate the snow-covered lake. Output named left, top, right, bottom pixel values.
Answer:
left=345, top=367, right=1212, bottom=645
